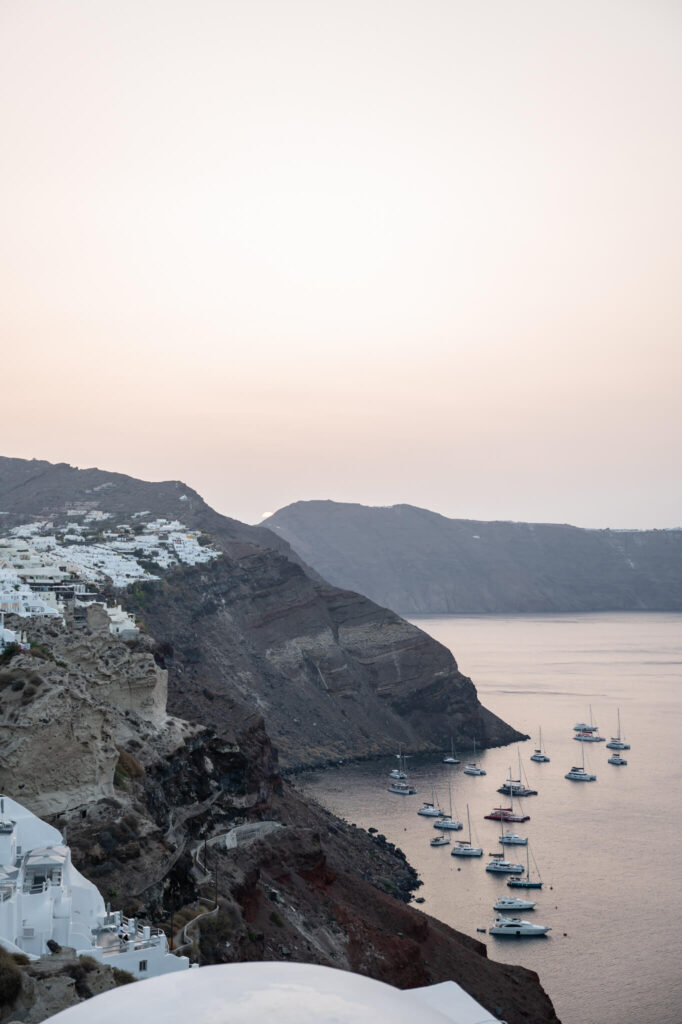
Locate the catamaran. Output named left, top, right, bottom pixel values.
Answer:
left=530, top=727, right=550, bottom=763
left=451, top=805, right=482, bottom=857
left=435, top=783, right=463, bottom=830
left=608, top=752, right=628, bottom=765
left=387, top=779, right=417, bottom=795
left=443, top=737, right=460, bottom=764
left=605, top=709, right=630, bottom=750
left=507, top=841, right=543, bottom=890
left=573, top=705, right=605, bottom=742
left=417, top=788, right=445, bottom=816
left=565, top=741, right=597, bottom=781
left=486, top=856, right=525, bottom=875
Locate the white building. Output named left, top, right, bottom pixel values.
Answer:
left=0, top=795, right=189, bottom=980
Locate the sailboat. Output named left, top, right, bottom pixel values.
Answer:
left=530, top=727, right=550, bottom=763
left=497, top=751, right=537, bottom=796
left=499, top=777, right=528, bottom=845
left=435, top=783, right=463, bottom=830
left=565, top=740, right=597, bottom=781
left=417, top=787, right=445, bottom=817
left=430, top=826, right=451, bottom=847
left=506, top=841, right=543, bottom=889
left=451, top=805, right=483, bottom=857
left=573, top=704, right=605, bottom=742
left=443, top=737, right=460, bottom=764
left=606, top=709, right=630, bottom=750
left=462, top=738, right=486, bottom=776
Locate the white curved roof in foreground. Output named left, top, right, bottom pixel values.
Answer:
left=44, top=962, right=498, bottom=1024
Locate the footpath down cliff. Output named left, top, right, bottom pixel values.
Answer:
left=0, top=457, right=523, bottom=765
left=264, top=500, right=682, bottom=615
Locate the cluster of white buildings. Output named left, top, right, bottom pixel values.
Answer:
left=0, top=515, right=221, bottom=650
left=0, top=795, right=190, bottom=979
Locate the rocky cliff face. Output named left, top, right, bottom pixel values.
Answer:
left=0, top=623, right=559, bottom=1024
left=0, top=457, right=524, bottom=763
left=264, top=500, right=682, bottom=615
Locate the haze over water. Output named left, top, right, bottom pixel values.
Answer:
left=297, top=613, right=682, bottom=1024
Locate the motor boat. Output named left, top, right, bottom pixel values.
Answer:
left=607, top=753, right=627, bottom=766
left=489, top=915, right=550, bottom=936
left=493, top=897, right=536, bottom=911
left=499, top=832, right=528, bottom=845
left=388, top=769, right=406, bottom=780
left=485, top=858, right=525, bottom=874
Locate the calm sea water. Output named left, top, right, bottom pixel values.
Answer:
left=296, top=613, right=682, bottom=1024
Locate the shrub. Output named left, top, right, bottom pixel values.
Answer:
left=269, top=911, right=283, bottom=927
left=112, top=967, right=136, bottom=986
left=0, top=946, right=22, bottom=1008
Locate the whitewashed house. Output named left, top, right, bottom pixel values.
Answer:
left=0, top=796, right=190, bottom=979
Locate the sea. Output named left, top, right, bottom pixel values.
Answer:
left=295, top=612, right=682, bottom=1024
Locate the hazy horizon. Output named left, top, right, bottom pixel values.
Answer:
left=2, top=1, right=681, bottom=529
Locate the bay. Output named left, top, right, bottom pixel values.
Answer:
left=295, top=612, right=682, bottom=1024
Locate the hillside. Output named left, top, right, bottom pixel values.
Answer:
left=0, top=458, right=522, bottom=763
left=263, top=501, right=682, bottom=615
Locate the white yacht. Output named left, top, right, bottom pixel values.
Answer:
left=499, top=832, right=528, bottom=845
left=451, top=805, right=482, bottom=857
left=462, top=763, right=486, bottom=776
left=489, top=915, right=550, bottom=937
left=607, top=753, right=627, bottom=766
left=443, top=738, right=460, bottom=764
left=529, top=727, right=550, bottom=762
left=430, top=832, right=451, bottom=847
left=565, top=742, right=596, bottom=781
left=485, top=857, right=525, bottom=875
left=493, top=897, right=536, bottom=912
left=388, top=768, right=406, bottom=780
left=606, top=709, right=630, bottom=750
left=573, top=706, right=605, bottom=742
left=387, top=780, right=416, bottom=795
left=436, top=783, right=463, bottom=830
left=417, top=795, right=444, bottom=817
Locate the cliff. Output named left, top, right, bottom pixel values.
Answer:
left=264, top=500, right=682, bottom=615
left=0, top=457, right=524, bottom=763
left=0, top=625, right=559, bottom=1024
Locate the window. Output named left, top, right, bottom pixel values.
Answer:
left=139, top=960, right=147, bottom=972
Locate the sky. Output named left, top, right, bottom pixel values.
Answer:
left=1, top=0, right=681, bottom=529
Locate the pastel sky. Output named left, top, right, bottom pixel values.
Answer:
left=2, top=1, right=680, bottom=528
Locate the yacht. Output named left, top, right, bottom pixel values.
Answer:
left=493, top=897, right=536, bottom=911
left=451, top=805, right=483, bottom=857
left=436, top=783, right=462, bottom=830
left=387, top=780, right=416, bottom=795
left=430, top=832, right=451, bottom=847
left=607, top=753, right=628, bottom=766
left=497, top=778, right=537, bottom=797
left=443, top=737, right=460, bottom=764
left=606, top=709, right=630, bottom=750
left=486, top=857, right=525, bottom=875
left=462, top=738, right=486, bottom=775
left=388, top=768, right=406, bottom=780
left=499, top=832, right=528, bottom=845
left=573, top=706, right=605, bottom=742
left=530, top=727, right=550, bottom=762
left=484, top=805, right=530, bottom=823
left=566, top=739, right=596, bottom=781
left=489, top=915, right=550, bottom=937
left=507, top=841, right=543, bottom=889
left=417, top=792, right=445, bottom=817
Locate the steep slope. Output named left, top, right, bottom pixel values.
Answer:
left=264, top=500, right=682, bottom=615
left=0, top=621, right=559, bottom=1024
left=0, top=457, right=523, bottom=763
